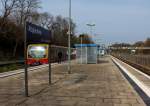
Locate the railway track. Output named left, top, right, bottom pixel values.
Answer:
left=111, top=55, right=150, bottom=76
left=0, top=63, right=59, bottom=78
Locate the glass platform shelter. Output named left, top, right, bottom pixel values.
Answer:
left=75, top=44, right=98, bottom=64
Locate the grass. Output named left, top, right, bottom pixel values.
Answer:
left=0, top=64, right=24, bottom=73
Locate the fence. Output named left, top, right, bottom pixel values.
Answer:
left=112, top=53, right=150, bottom=68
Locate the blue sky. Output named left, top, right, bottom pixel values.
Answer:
left=41, top=0, right=150, bottom=44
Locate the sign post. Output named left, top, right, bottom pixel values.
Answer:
left=24, top=22, right=51, bottom=97
left=48, top=45, right=51, bottom=84
left=24, top=22, right=28, bottom=97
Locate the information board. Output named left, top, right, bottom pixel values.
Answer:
left=26, top=22, right=51, bottom=43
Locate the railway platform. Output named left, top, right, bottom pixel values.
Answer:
left=0, top=56, right=148, bottom=106
left=112, top=56, right=150, bottom=105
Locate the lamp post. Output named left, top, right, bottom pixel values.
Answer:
left=79, top=35, right=83, bottom=64
left=86, top=23, right=95, bottom=36
left=68, top=0, right=71, bottom=74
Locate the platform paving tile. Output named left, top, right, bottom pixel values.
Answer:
left=113, top=104, right=131, bottom=106
left=0, top=56, right=146, bottom=106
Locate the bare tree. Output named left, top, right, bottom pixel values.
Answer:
left=13, top=0, right=41, bottom=26
left=144, top=38, right=150, bottom=47
left=0, top=0, right=18, bottom=19
left=11, top=0, right=41, bottom=57
left=39, top=12, right=54, bottom=29
left=79, top=34, right=94, bottom=44
left=0, top=0, right=18, bottom=33
left=30, top=12, right=54, bottom=29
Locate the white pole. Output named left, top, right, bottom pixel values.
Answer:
left=86, top=24, right=95, bottom=41
left=81, top=37, right=83, bottom=64
left=68, top=0, right=71, bottom=74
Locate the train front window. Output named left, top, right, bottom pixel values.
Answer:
left=28, top=46, right=47, bottom=59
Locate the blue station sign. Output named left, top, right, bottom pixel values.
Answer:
left=26, top=22, right=51, bottom=43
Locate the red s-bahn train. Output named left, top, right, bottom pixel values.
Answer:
left=27, top=44, right=49, bottom=65
left=27, top=44, right=76, bottom=65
